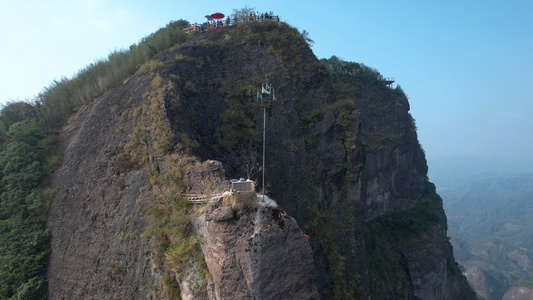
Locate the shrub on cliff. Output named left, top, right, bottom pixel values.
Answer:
left=224, top=192, right=258, bottom=213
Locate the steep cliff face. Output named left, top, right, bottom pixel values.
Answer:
left=45, top=74, right=171, bottom=299
left=46, top=20, right=474, bottom=299
left=46, top=75, right=162, bottom=298
left=354, top=87, right=428, bottom=222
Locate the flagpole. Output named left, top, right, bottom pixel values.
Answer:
left=262, top=105, right=265, bottom=202
left=259, top=80, right=274, bottom=202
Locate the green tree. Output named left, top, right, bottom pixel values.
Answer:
left=0, top=102, right=35, bottom=130
left=0, top=101, right=35, bottom=148
left=232, top=5, right=256, bottom=21
left=0, top=119, right=50, bottom=299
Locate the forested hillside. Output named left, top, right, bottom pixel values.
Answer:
left=441, top=172, right=533, bottom=299
left=0, top=104, right=58, bottom=298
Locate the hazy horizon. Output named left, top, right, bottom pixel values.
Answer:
left=428, top=154, right=533, bottom=190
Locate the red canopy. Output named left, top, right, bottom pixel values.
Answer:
left=210, top=12, right=225, bottom=20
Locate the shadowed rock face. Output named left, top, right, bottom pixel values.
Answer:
left=192, top=195, right=319, bottom=300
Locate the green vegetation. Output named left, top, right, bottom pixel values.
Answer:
left=373, top=188, right=444, bottom=238
left=311, top=215, right=351, bottom=298
left=212, top=67, right=261, bottom=175
left=321, top=56, right=415, bottom=153
left=223, top=192, right=258, bottom=212
left=231, top=5, right=256, bottom=21
left=365, top=183, right=450, bottom=298
left=37, top=19, right=190, bottom=128
left=127, top=74, right=209, bottom=298
left=265, top=26, right=310, bottom=76
left=0, top=19, right=192, bottom=299
left=443, top=174, right=533, bottom=297
left=367, top=189, right=476, bottom=299
left=0, top=113, right=59, bottom=299
left=322, top=56, right=385, bottom=88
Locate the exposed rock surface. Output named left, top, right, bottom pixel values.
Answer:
left=192, top=195, right=319, bottom=299
left=464, top=265, right=493, bottom=299
left=503, top=287, right=533, bottom=300
left=46, top=76, right=163, bottom=299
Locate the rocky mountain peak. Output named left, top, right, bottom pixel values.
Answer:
left=43, top=20, right=475, bottom=299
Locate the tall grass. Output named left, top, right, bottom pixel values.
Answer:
left=36, top=19, right=191, bottom=128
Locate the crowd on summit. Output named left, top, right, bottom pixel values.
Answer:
left=182, top=11, right=279, bottom=33
left=242, top=11, right=279, bottom=22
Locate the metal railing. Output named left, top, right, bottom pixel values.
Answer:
left=182, top=15, right=280, bottom=33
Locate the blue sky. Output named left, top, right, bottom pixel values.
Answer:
left=1, top=0, right=532, bottom=171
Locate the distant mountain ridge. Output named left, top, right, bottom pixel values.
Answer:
left=434, top=160, right=533, bottom=299
left=428, top=155, right=533, bottom=188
